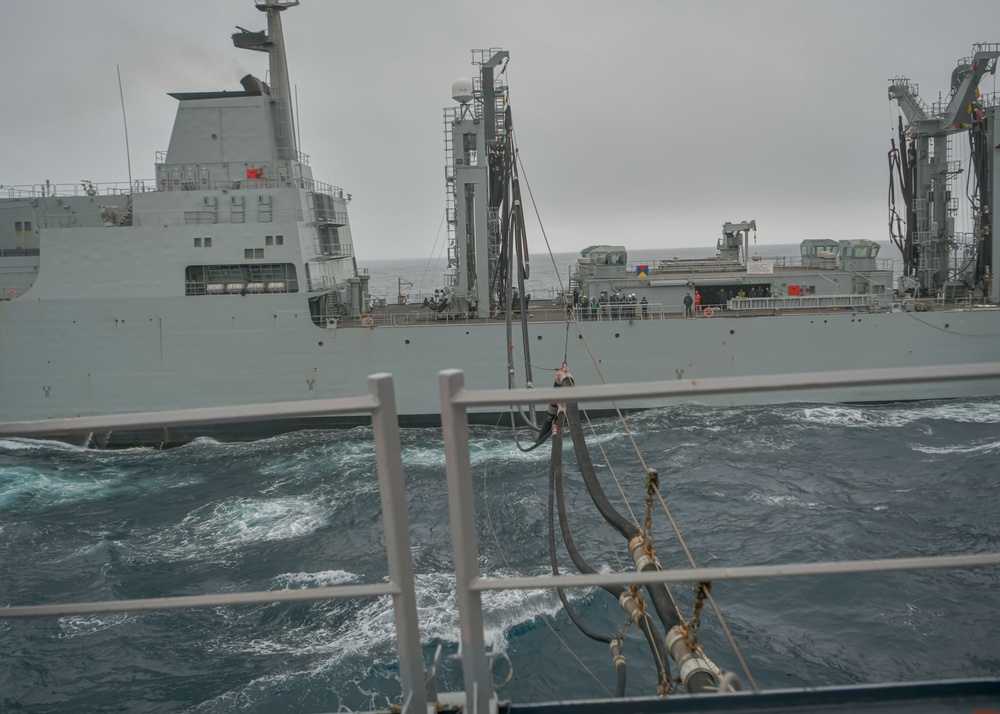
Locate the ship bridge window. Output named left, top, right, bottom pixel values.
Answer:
left=205, top=237, right=212, bottom=248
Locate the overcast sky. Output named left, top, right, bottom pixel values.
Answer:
left=5, top=0, right=1000, bottom=260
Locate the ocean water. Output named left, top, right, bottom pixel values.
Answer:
left=1, top=397, right=999, bottom=712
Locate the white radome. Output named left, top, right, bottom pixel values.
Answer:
left=452, top=77, right=474, bottom=104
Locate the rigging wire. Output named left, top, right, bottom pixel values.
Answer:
left=651, top=484, right=758, bottom=691
left=416, top=208, right=449, bottom=294
left=505, top=107, right=750, bottom=692
left=514, top=144, right=652, bottom=475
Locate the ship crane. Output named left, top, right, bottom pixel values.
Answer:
left=718, top=220, right=757, bottom=264
left=888, top=44, right=1000, bottom=300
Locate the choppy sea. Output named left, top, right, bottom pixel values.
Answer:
left=2, top=398, right=999, bottom=712
left=2, top=250, right=998, bottom=712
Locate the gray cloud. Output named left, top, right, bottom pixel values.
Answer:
left=4, top=0, right=999, bottom=259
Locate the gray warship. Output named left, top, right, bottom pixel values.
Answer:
left=2, top=1, right=1000, bottom=444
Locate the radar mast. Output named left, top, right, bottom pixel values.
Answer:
left=232, top=0, right=300, bottom=161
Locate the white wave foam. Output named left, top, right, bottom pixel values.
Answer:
left=0, top=437, right=87, bottom=452
left=0, top=469, right=128, bottom=510
left=800, top=406, right=875, bottom=427
left=749, top=493, right=820, bottom=509
left=910, top=440, right=1000, bottom=455
left=907, top=401, right=1000, bottom=424
left=58, top=612, right=132, bottom=638
left=138, top=496, right=332, bottom=563
left=273, top=569, right=358, bottom=588
left=799, top=399, right=1000, bottom=429
left=204, top=566, right=573, bottom=673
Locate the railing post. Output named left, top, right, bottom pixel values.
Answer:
left=368, top=373, right=428, bottom=714
left=438, top=369, right=493, bottom=714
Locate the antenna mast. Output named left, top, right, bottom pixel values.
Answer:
left=116, top=65, right=134, bottom=191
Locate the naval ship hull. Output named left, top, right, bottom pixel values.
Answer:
left=3, top=294, right=998, bottom=445
left=4, top=7, right=1000, bottom=444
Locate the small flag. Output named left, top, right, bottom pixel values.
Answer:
left=636, top=265, right=648, bottom=278
left=247, top=167, right=263, bottom=179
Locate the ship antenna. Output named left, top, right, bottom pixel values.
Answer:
left=295, top=83, right=302, bottom=153
left=116, top=64, right=134, bottom=192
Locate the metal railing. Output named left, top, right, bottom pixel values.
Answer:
left=0, top=375, right=430, bottom=714
left=1, top=180, right=156, bottom=199
left=153, top=173, right=346, bottom=199
left=729, top=294, right=888, bottom=311
left=3, top=364, right=1000, bottom=713
left=346, top=296, right=963, bottom=328
left=437, top=362, right=1000, bottom=713
left=625, top=256, right=897, bottom=275
left=39, top=208, right=307, bottom=229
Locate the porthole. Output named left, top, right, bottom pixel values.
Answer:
left=405, top=339, right=411, bottom=345
left=537, top=335, right=542, bottom=340
left=318, top=341, right=323, bottom=347
left=615, top=333, right=620, bottom=338
left=729, top=329, right=734, bottom=335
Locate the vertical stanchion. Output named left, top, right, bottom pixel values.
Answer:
left=369, top=373, right=428, bottom=714
left=439, top=369, right=492, bottom=714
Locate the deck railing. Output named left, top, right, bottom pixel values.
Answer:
left=0, top=376, right=430, bottom=714
left=436, top=363, right=1000, bottom=713
left=1, top=364, right=1000, bottom=713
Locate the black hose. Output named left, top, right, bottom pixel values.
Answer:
left=548, top=412, right=615, bottom=643
left=553, top=412, right=672, bottom=687
left=564, top=400, right=638, bottom=541
left=635, top=611, right=672, bottom=693
left=564, top=398, right=682, bottom=637
left=553, top=412, right=623, bottom=598
left=511, top=410, right=549, bottom=453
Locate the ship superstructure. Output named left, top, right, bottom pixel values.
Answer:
left=0, top=0, right=367, bottom=321
left=2, top=5, right=1000, bottom=445
left=889, top=44, right=1000, bottom=301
